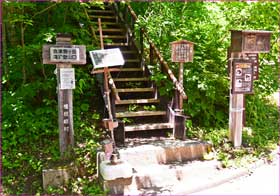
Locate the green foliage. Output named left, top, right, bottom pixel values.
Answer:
left=2, top=1, right=279, bottom=194
left=132, top=2, right=279, bottom=128
left=2, top=2, right=103, bottom=194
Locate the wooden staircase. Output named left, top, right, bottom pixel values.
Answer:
left=86, top=4, right=187, bottom=146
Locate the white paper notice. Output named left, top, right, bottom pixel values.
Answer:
left=89, top=48, right=125, bottom=69
left=60, top=68, right=75, bottom=90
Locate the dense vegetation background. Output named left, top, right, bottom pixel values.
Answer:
left=1, top=1, right=279, bottom=194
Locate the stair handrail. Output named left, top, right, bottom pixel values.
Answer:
left=96, top=17, right=120, bottom=121
left=124, top=4, right=187, bottom=99
left=82, top=6, right=98, bottom=43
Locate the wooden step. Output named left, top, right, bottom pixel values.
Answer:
left=98, top=35, right=126, bottom=39
left=92, top=21, right=119, bottom=25
left=124, top=123, right=173, bottom=132
left=116, top=88, right=154, bottom=93
left=88, top=10, right=114, bottom=14
left=120, top=68, right=142, bottom=72
left=121, top=50, right=138, bottom=54
left=90, top=15, right=116, bottom=19
left=113, top=77, right=149, bottom=82
left=104, top=43, right=129, bottom=46
left=116, top=111, right=166, bottom=118
left=115, top=98, right=160, bottom=105
left=101, top=29, right=125, bottom=32
left=125, top=59, right=140, bottom=63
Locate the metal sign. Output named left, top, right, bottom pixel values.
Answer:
left=171, top=40, right=194, bottom=62
left=89, top=48, right=125, bottom=69
left=43, top=45, right=86, bottom=64
left=245, top=53, right=259, bottom=80
left=60, top=68, right=75, bottom=90
left=232, top=59, right=254, bottom=94
left=230, top=30, right=271, bottom=53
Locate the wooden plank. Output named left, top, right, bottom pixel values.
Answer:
left=116, top=88, right=153, bottom=93
left=125, top=59, right=140, bottom=63
left=104, top=43, right=129, bottom=46
left=92, top=21, right=119, bottom=25
left=98, top=35, right=126, bottom=39
left=115, top=98, right=160, bottom=105
left=116, top=111, right=166, bottom=118
left=113, top=77, right=149, bottom=82
left=121, top=50, right=138, bottom=54
left=120, top=67, right=142, bottom=72
left=101, top=29, right=125, bottom=32
left=125, top=123, right=173, bottom=132
left=88, top=10, right=114, bottom=14
left=90, top=15, right=116, bottom=19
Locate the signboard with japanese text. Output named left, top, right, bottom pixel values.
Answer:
left=89, top=48, right=125, bottom=69
left=232, top=59, right=254, bottom=94
left=43, top=45, right=86, bottom=64
left=171, top=40, right=194, bottom=62
left=60, top=68, right=75, bottom=90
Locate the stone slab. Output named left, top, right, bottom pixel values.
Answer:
left=42, top=168, right=72, bottom=190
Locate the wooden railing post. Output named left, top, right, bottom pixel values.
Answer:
left=150, top=43, right=154, bottom=65
left=140, top=28, right=144, bottom=62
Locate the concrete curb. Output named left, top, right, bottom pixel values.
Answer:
left=185, top=148, right=280, bottom=195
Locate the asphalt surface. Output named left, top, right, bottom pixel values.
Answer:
left=191, top=154, right=280, bottom=196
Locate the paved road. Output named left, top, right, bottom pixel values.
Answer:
left=192, top=155, right=280, bottom=196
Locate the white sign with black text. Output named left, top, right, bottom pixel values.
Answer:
left=89, top=48, right=125, bottom=69
left=60, top=68, right=75, bottom=90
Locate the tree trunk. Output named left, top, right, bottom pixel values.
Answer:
left=21, top=21, right=26, bottom=84
left=2, top=7, right=9, bottom=87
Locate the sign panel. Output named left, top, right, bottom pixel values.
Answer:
left=43, top=45, right=86, bottom=64
left=60, top=68, right=75, bottom=90
left=50, top=47, right=80, bottom=62
left=89, top=48, right=125, bottom=69
left=232, top=59, right=254, bottom=94
left=245, top=53, right=259, bottom=80
left=171, top=40, right=194, bottom=62
left=230, top=30, right=271, bottom=53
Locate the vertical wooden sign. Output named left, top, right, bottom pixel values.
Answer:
left=43, top=33, right=86, bottom=157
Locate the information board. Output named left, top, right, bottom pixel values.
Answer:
left=42, top=45, right=86, bottom=64
left=89, top=48, right=125, bottom=69
left=245, top=53, right=259, bottom=80
left=60, top=68, right=75, bottom=90
left=171, top=40, right=194, bottom=62
left=232, top=59, right=254, bottom=94
left=50, top=47, right=80, bottom=62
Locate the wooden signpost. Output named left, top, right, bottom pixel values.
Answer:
left=43, top=33, right=86, bottom=157
left=170, top=40, right=194, bottom=114
left=229, top=30, right=271, bottom=147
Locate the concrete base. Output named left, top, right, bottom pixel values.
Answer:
left=98, top=139, right=211, bottom=194
left=119, top=139, right=211, bottom=166
left=42, top=168, right=73, bottom=190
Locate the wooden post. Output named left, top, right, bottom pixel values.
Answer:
left=55, top=36, right=74, bottom=157
left=178, top=62, right=184, bottom=113
left=43, top=34, right=86, bottom=157
left=57, top=64, right=74, bottom=156
left=229, top=52, right=244, bottom=147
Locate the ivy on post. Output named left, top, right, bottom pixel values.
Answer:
left=42, top=33, right=86, bottom=157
